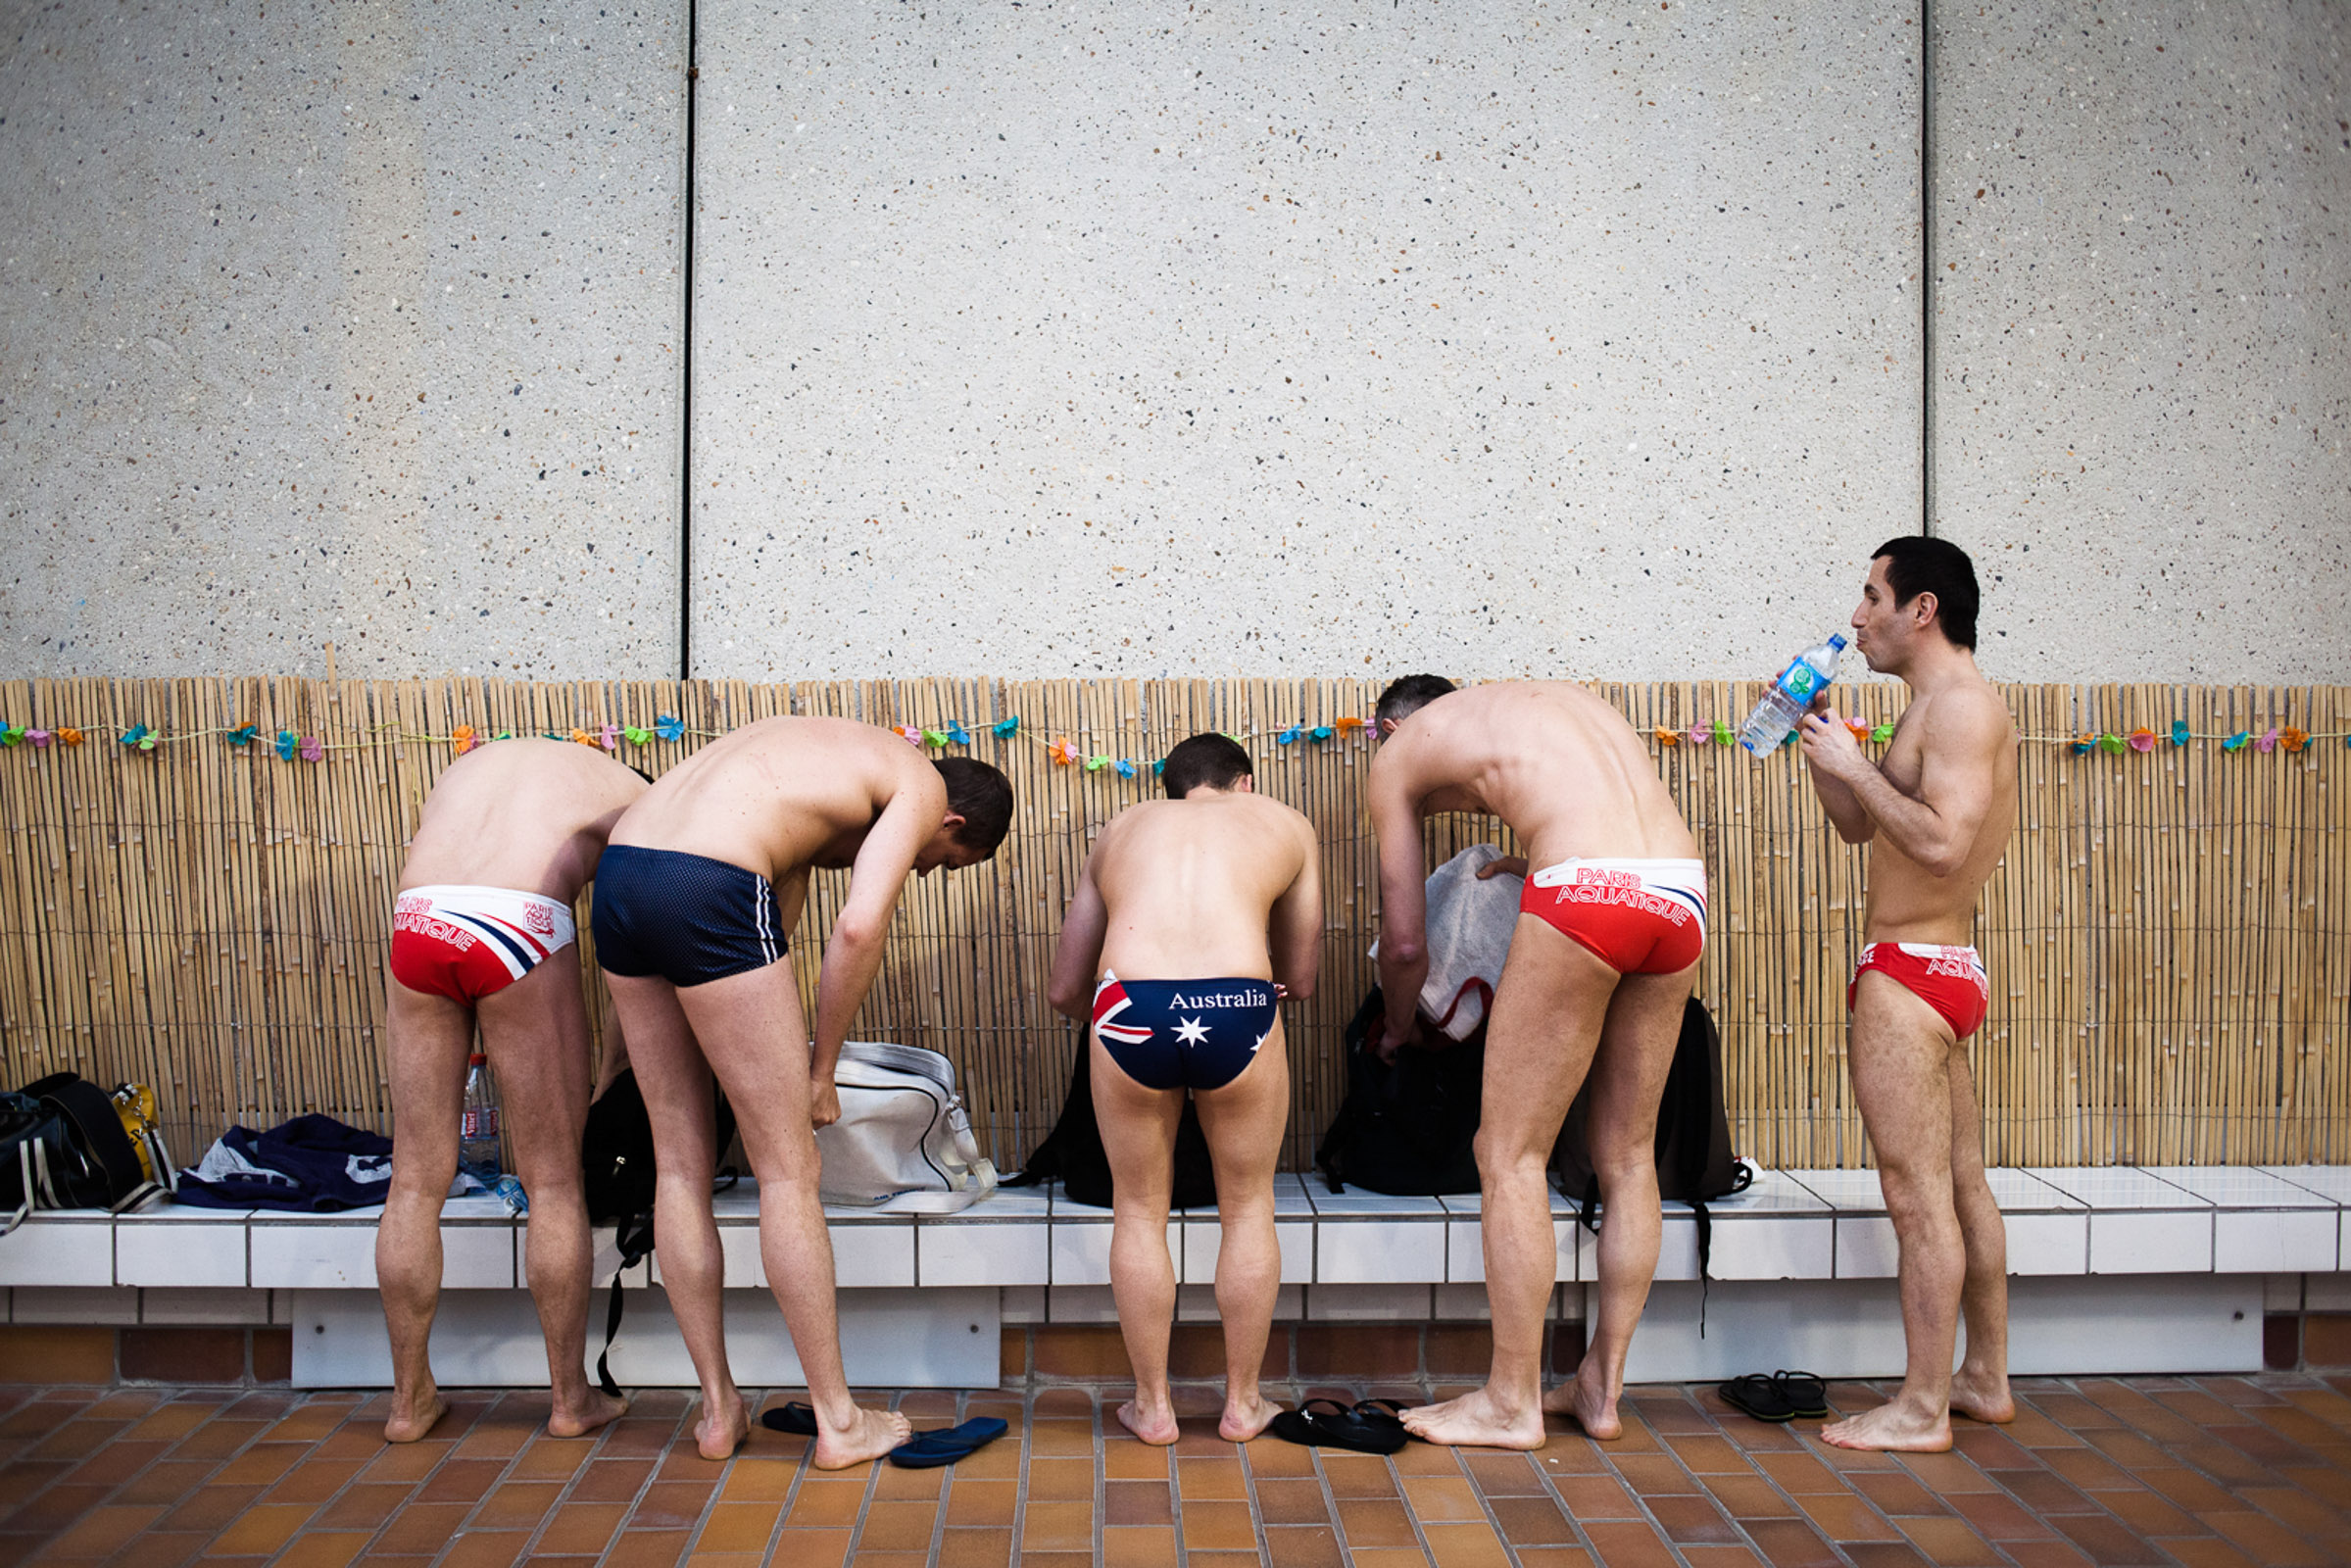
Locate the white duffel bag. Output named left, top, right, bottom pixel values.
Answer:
left=814, top=1041, right=999, bottom=1213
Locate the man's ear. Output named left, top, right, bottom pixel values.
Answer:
left=1909, top=590, right=1939, bottom=629
left=939, top=811, right=967, bottom=839
left=1232, top=775, right=1256, bottom=794
left=1379, top=716, right=1399, bottom=738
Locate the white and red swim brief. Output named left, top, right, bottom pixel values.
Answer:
left=389, top=885, right=576, bottom=1004
left=1518, top=857, right=1708, bottom=976
left=1847, top=942, right=1990, bottom=1039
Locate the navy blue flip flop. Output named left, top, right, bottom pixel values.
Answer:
left=759, top=1402, right=817, bottom=1436
left=889, top=1417, right=1010, bottom=1469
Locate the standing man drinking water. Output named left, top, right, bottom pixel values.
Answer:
left=1799, top=537, right=2019, bottom=1452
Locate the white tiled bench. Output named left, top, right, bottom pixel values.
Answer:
left=4, top=1166, right=2344, bottom=1385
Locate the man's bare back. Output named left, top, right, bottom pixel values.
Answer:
left=398, top=738, right=645, bottom=901
left=1085, top=795, right=1317, bottom=980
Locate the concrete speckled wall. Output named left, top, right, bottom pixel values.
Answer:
left=1932, top=2, right=2351, bottom=681
left=0, top=3, right=685, bottom=679
left=691, top=1, right=1924, bottom=682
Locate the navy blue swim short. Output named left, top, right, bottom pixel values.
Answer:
left=1090, top=972, right=1279, bottom=1092
left=591, top=845, right=789, bottom=987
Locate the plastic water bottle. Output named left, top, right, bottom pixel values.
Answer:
left=1739, top=633, right=1848, bottom=755
left=460, top=1052, right=502, bottom=1177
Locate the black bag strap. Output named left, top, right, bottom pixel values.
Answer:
left=596, top=1212, right=657, bottom=1399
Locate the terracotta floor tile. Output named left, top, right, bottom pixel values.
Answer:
left=1943, top=1488, right=2056, bottom=1541
left=1249, top=1476, right=1327, bottom=1526
left=1023, top=1498, right=1098, bottom=1552
left=1552, top=1473, right=1642, bottom=1518
left=1609, top=1454, right=1696, bottom=1495
left=945, top=1479, right=1016, bottom=1528
left=691, top=1500, right=780, bottom=1553
left=2240, top=1482, right=2350, bottom=1539
left=1025, top=1422, right=1096, bottom=1458
left=603, top=1529, right=689, bottom=1568
left=871, top=1461, right=946, bottom=1499
left=1486, top=1492, right=1575, bottom=1544
left=315, top=1484, right=409, bottom=1530
left=94, top=1530, right=213, bottom=1568
left=779, top=1478, right=863, bottom=1529
left=1664, top=1434, right=1749, bottom=1473
left=272, top=1532, right=371, bottom=1568
left=110, top=1460, right=213, bottom=1507
left=857, top=1499, right=941, bottom=1551
left=2041, top=1446, right=2135, bottom=1491
left=437, top=1530, right=527, bottom=1568
left=1794, top=1491, right=1901, bottom=1543
left=1678, top=1550, right=1766, bottom=1568
left=1578, top=1519, right=1682, bottom=1568
left=1750, top=1451, right=1842, bottom=1494
left=1699, top=1473, right=1793, bottom=1520
left=2204, top=1508, right=2335, bottom=1567
left=61, top=1439, right=167, bottom=1490
left=1837, top=1546, right=1933, bottom=1568
left=416, top=1459, right=508, bottom=1504
left=1739, top=1518, right=1841, bottom=1568
left=1178, top=1498, right=1255, bottom=1550
left=471, top=1481, right=561, bottom=1531
left=1100, top=1523, right=1180, bottom=1568
left=627, top=1481, right=713, bottom=1531
left=208, top=1502, right=316, bottom=1556
left=1243, top=1439, right=1319, bottom=1480
left=1400, top=1475, right=1483, bottom=1523
left=5, top=1479, right=111, bottom=1532
left=35, top=1501, right=164, bottom=1558
left=1333, top=1496, right=1418, bottom=1549
left=1261, top=1523, right=1344, bottom=1568
left=1026, top=1455, right=1096, bottom=1500
left=1648, top=1493, right=1743, bottom=1545
left=1461, top=1449, right=1544, bottom=1495
left=28, top=1423, right=129, bottom=1464
left=936, top=1527, right=1012, bottom=1568
left=1175, top=1455, right=1248, bottom=1500
left=1101, top=1441, right=1168, bottom=1481
left=1319, top=1455, right=1398, bottom=1498
left=1894, top=1515, right=2005, bottom=1566
left=2151, top=1538, right=2262, bottom=1568
left=371, top=1500, right=471, bottom=1554
left=2000, top=1544, right=2097, bottom=1568
left=1512, top=1551, right=1598, bottom=1568
left=2039, top=1511, right=2172, bottom=1567
left=1894, top=1450, right=1997, bottom=1494
left=1392, top=1444, right=1470, bottom=1477
left=1100, top=1476, right=1175, bottom=1523
left=214, top=1443, right=310, bottom=1487
left=2000, top=1470, right=2100, bottom=1515
left=1420, top=1520, right=1512, bottom=1568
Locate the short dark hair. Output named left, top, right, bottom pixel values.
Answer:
left=1160, top=733, right=1252, bottom=798
left=1376, top=674, right=1456, bottom=731
left=935, top=758, right=1013, bottom=856
left=1871, top=536, right=1981, bottom=651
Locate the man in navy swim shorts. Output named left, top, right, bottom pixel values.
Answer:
left=593, top=717, right=1011, bottom=1469
left=1046, top=734, right=1321, bottom=1447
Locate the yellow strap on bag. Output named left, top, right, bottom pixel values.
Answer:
left=109, top=1083, right=167, bottom=1186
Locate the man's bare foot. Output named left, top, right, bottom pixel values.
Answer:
left=693, top=1391, right=752, bottom=1460
left=1117, top=1397, right=1181, bottom=1446
left=1541, top=1373, right=1622, bottom=1441
left=1819, top=1399, right=1951, bottom=1452
left=547, top=1387, right=629, bottom=1440
left=812, top=1404, right=913, bottom=1470
left=1948, top=1368, right=2015, bottom=1425
left=383, top=1388, right=448, bottom=1445
left=1399, top=1386, right=1545, bottom=1450
left=1219, top=1392, right=1279, bottom=1443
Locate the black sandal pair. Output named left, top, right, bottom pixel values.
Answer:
left=1267, top=1397, right=1414, bottom=1454
left=1716, top=1370, right=1830, bottom=1423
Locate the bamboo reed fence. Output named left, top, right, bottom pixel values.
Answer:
left=0, top=677, right=2342, bottom=1173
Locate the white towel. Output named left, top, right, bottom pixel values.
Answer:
left=1369, top=844, right=1523, bottom=1040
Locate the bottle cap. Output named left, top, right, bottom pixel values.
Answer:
left=468, top=1052, right=487, bottom=1067
left=1828, top=633, right=1848, bottom=650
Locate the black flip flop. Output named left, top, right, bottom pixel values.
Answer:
left=1267, top=1397, right=1409, bottom=1454
left=759, top=1402, right=818, bottom=1437
left=1352, top=1398, right=1418, bottom=1440
left=889, top=1417, right=1009, bottom=1469
left=1772, top=1370, right=1831, bottom=1419
left=1716, top=1373, right=1797, bottom=1423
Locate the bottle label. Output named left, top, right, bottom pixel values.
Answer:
left=1780, top=663, right=1819, bottom=702
left=462, top=1108, right=499, bottom=1140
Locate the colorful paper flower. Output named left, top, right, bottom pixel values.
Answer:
left=992, top=716, right=1021, bottom=739
left=276, top=730, right=298, bottom=760
left=2223, top=731, right=2251, bottom=753
left=453, top=724, right=478, bottom=756
left=1309, top=725, right=1334, bottom=743
left=600, top=723, right=619, bottom=752
left=1151, top=760, right=1166, bottom=775
left=2171, top=720, right=2191, bottom=747
left=1085, top=755, right=1110, bottom=772
left=923, top=728, right=950, bottom=748
left=1337, top=716, right=1366, bottom=732
left=120, top=724, right=153, bottom=751
left=654, top=713, right=685, bottom=743
left=1278, top=726, right=1301, bottom=745
left=946, top=721, right=971, bottom=746
left=299, top=735, right=324, bottom=761
left=1688, top=722, right=1709, bottom=745
left=2098, top=733, right=2126, bottom=754
left=0, top=725, right=20, bottom=749
left=1870, top=723, right=1895, bottom=745
left=58, top=728, right=81, bottom=747
left=2282, top=727, right=2309, bottom=753
left=1711, top=719, right=1735, bottom=746
left=1114, top=759, right=1137, bottom=779
left=2128, top=728, right=2157, bottom=753
left=1653, top=726, right=1680, bottom=747
left=25, top=729, right=50, bottom=748
left=2072, top=733, right=2096, bottom=757
left=1050, top=737, right=1080, bottom=766
left=2254, top=727, right=2278, bottom=754
left=568, top=728, right=596, bottom=748
left=622, top=725, right=652, bottom=747
left=894, top=724, right=922, bottom=747
left=228, top=724, right=259, bottom=747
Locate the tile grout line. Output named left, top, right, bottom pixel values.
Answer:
left=590, top=1389, right=703, bottom=1568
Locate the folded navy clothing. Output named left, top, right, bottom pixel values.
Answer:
left=173, top=1114, right=395, bottom=1211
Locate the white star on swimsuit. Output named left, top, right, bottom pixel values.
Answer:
left=1174, top=1016, right=1209, bottom=1046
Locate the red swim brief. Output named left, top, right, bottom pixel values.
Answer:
left=389, top=885, right=576, bottom=1004
left=1847, top=942, right=1989, bottom=1039
left=1518, top=857, right=1709, bottom=976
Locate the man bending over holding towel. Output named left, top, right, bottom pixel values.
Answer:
left=593, top=718, right=1012, bottom=1466
left=1368, top=676, right=1705, bottom=1449
left=1047, top=733, right=1321, bottom=1446
left=380, top=738, right=646, bottom=1444
left=1801, top=538, right=2018, bottom=1451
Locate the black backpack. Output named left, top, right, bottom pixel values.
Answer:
left=1, top=1074, right=165, bottom=1233
left=1313, top=987, right=1485, bottom=1196
left=1004, top=1042, right=1218, bottom=1210
left=580, top=1069, right=737, bottom=1396
left=1552, top=995, right=1752, bottom=1303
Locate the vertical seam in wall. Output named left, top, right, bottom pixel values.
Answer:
left=1921, top=0, right=1935, bottom=538
left=680, top=0, right=700, bottom=678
